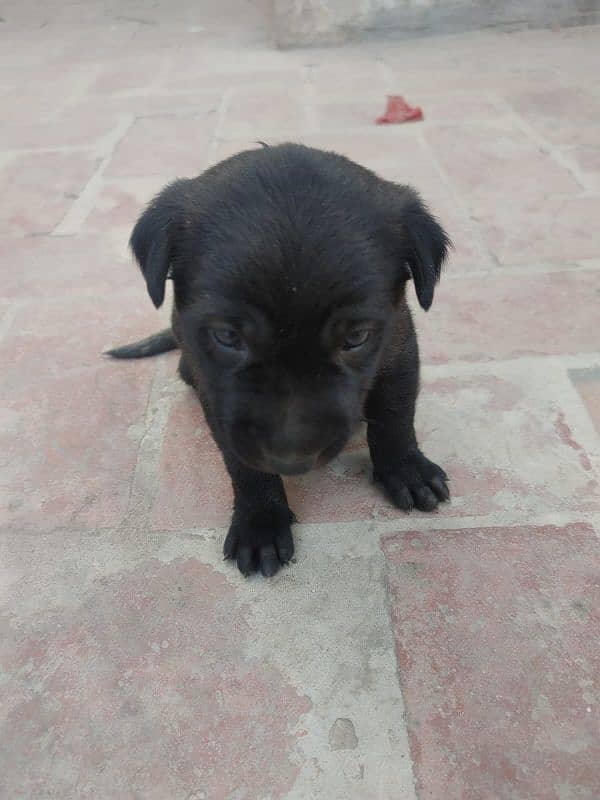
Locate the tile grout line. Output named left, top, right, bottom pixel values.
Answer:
left=372, top=437, right=421, bottom=800
left=0, top=300, right=25, bottom=343
left=52, top=114, right=136, bottom=236
left=119, top=510, right=600, bottom=545
left=1, top=144, right=98, bottom=157
left=4, top=511, right=598, bottom=542
left=419, top=350, right=600, bottom=372
left=205, top=88, right=233, bottom=168
left=302, top=65, right=320, bottom=135
left=488, top=90, right=598, bottom=193
left=120, top=359, right=175, bottom=532
left=436, top=259, right=600, bottom=280
left=415, top=128, right=499, bottom=268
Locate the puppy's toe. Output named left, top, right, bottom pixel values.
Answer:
left=275, top=527, right=294, bottom=563
left=429, top=474, right=450, bottom=502
left=223, top=526, right=238, bottom=560
left=259, top=544, right=281, bottom=577
left=384, top=480, right=414, bottom=512
left=236, top=546, right=254, bottom=577
left=411, top=484, right=439, bottom=511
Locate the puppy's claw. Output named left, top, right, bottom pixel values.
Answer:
left=275, top=529, right=294, bottom=563
left=236, top=546, right=254, bottom=577
left=391, top=483, right=414, bottom=512
left=429, top=475, right=450, bottom=501
left=223, top=527, right=237, bottom=560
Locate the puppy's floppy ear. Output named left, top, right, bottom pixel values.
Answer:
left=387, top=185, right=451, bottom=311
left=130, top=179, right=190, bottom=309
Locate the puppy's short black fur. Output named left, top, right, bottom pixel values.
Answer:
left=108, top=143, right=451, bottom=577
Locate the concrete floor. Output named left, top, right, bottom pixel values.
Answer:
left=1, top=4, right=599, bottom=798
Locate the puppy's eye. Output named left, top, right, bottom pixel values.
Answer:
left=343, top=329, right=371, bottom=350
left=211, top=328, right=243, bottom=349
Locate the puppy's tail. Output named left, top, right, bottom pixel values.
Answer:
left=104, top=328, right=178, bottom=359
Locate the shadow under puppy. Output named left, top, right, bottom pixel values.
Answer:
left=108, top=143, right=451, bottom=577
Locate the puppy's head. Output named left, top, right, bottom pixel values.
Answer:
left=130, top=144, right=449, bottom=475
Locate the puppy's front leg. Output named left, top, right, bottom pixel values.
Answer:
left=222, top=454, right=294, bottom=577
left=366, top=344, right=449, bottom=512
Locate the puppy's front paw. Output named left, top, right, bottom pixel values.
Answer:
left=223, top=506, right=294, bottom=577
left=375, top=450, right=449, bottom=512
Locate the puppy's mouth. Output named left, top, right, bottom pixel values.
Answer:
left=263, top=457, right=317, bottom=476
left=239, top=438, right=348, bottom=477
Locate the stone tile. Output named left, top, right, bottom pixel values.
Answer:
left=568, top=143, right=600, bottom=187
left=79, top=177, right=170, bottom=243
left=1, top=86, right=69, bottom=128
left=417, top=92, right=502, bottom=123
left=217, top=129, right=431, bottom=176
left=104, top=114, right=216, bottom=179
left=382, top=523, right=600, bottom=800
left=150, top=389, right=232, bottom=529
left=308, top=61, right=388, bottom=99
left=426, top=123, right=581, bottom=209
left=161, top=65, right=304, bottom=94
left=0, top=292, right=157, bottom=532
left=2, top=79, right=219, bottom=151
left=504, top=85, right=600, bottom=150
left=0, top=233, right=140, bottom=299
left=76, top=89, right=224, bottom=120
left=0, top=106, right=123, bottom=150
left=150, top=365, right=598, bottom=530
left=209, top=137, right=264, bottom=166
left=381, top=29, right=575, bottom=94
left=371, top=142, right=446, bottom=193
left=89, top=54, right=166, bottom=93
left=372, top=153, right=490, bottom=272
left=426, top=124, right=600, bottom=264
left=425, top=193, right=492, bottom=273
left=478, top=193, right=600, bottom=265
left=385, top=62, right=562, bottom=95
left=211, top=132, right=398, bottom=171
left=220, top=85, right=312, bottom=138
left=313, top=96, right=388, bottom=131
left=0, top=152, right=99, bottom=236
left=286, top=364, right=599, bottom=523
left=300, top=129, right=423, bottom=172
left=0, top=61, right=94, bottom=121
left=0, top=556, right=310, bottom=798
left=418, top=269, right=600, bottom=364
left=570, top=366, right=600, bottom=434
left=0, top=518, right=414, bottom=800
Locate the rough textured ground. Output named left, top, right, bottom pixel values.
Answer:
left=1, top=4, right=599, bottom=799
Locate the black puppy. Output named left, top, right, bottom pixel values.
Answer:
left=108, top=143, right=450, bottom=577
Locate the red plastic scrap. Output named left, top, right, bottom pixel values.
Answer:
left=376, top=95, right=424, bottom=125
